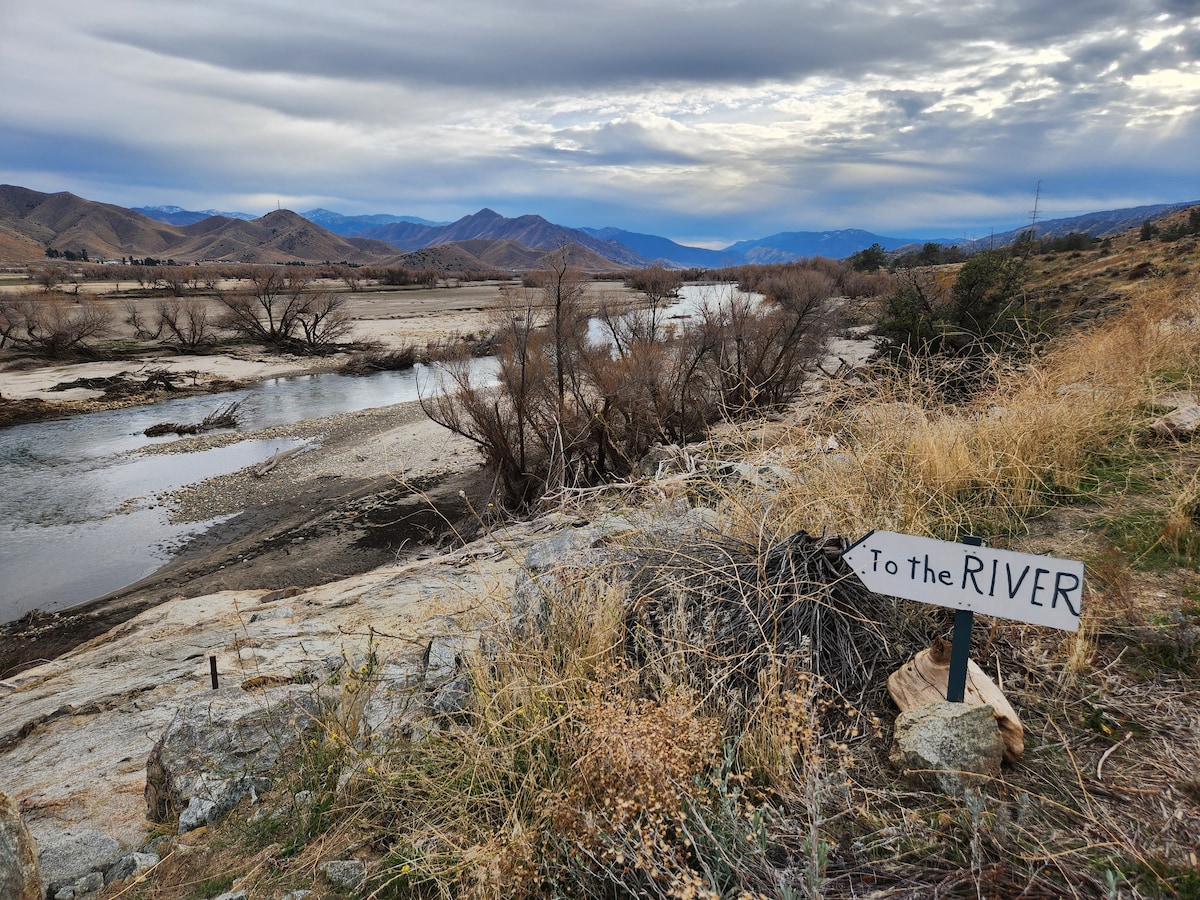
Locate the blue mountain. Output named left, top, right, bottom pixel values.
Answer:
left=132, top=205, right=257, bottom=225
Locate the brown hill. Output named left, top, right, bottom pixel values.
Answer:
left=0, top=186, right=635, bottom=272
left=391, top=244, right=494, bottom=272
left=0, top=224, right=43, bottom=264
left=453, top=239, right=552, bottom=270
left=172, top=210, right=382, bottom=264
left=0, top=186, right=396, bottom=265
left=0, top=185, right=181, bottom=260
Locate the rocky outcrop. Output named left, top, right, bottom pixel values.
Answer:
left=35, top=827, right=121, bottom=899
left=145, top=685, right=321, bottom=833
left=0, top=526, right=542, bottom=851
left=0, top=790, right=40, bottom=900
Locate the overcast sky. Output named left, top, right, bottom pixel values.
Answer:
left=1, top=0, right=1197, bottom=246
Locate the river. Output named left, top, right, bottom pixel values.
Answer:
left=0, top=362, right=495, bottom=622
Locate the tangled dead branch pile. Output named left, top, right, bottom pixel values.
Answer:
left=144, top=400, right=242, bottom=437
left=623, top=530, right=941, bottom=720
left=50, top=367, right=189, bottom=398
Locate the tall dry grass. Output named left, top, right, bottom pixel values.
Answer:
left=744, top=278, right=1200, bottom=544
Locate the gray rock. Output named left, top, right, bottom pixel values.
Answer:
left=36, top=828, right=121, bottom=896
left=320, top=858, right=366, bottom=890
left=72, top=870, right=104, bottom=895
left=431, top=673, right=472, bottom=717
left=248, top=606, right=294, bottom=623
left=889, top=701, right=1004, bottom=794
left=213, top=890, right=248, bottom=900
left=1150, top=402, right=1200, bottom=440
left=637, top=443, right=690, bottom=477
left=422, top=633, right=466, bottom=682
left=177, top=772, right=272, bottom=834
left=721, top=461, right=792, bottom=490
left=0, top=790, right=41, bottom=900
left=105, top=851, right=159, bottom=885
left=281, top=891, right=314, bottom=900
left=145, top=686, right=319, bottom=833
left=523, top=513, right=635, bottom=573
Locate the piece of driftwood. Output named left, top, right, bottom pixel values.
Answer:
left=253, top=445, right=308, bottom=476
left=888, top=636, right=1025, bottom=762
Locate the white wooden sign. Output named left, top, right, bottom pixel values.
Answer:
left=842, top=530, right=1083, bottom=632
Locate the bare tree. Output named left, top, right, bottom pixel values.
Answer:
left=624, top=265, right=684, bottom=343
left=157, top=297, right=216, bottom=350
left=3, top=295, right=113, bottom=356
left=296, top=292, right=352, bottom=349
left=216, top=267, right=349, bottom=352
left=0, top=296, right=19, bottom=348
left=123, top=301, right=162, bottom=340
left=333, top=265, right=362, bottom=291
left=29, top=265, right=66, bottom=293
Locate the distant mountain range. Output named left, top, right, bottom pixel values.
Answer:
left=131, top=205, right=258, bottom=226
left=2, top=184, right=1195, bottom=270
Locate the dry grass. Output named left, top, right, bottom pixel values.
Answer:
left=736, top=278, right=1200, bottom=547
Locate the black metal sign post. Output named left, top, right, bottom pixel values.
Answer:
left=945, top=537, right=983, bottom=702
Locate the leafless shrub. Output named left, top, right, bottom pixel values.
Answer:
left=157, top=297, right=216, bottom=350
left=28, top=264, right=66, bottom=293
left=216, top=267, right=350, bottom=353
left=697, top=286, right=837, bottom=417
left=427, top=262, right=835, bottom=507
left=0, top=294, right=113, bottom=356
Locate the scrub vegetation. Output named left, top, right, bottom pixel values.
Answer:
left=22, top=209, right=1200, bottom=898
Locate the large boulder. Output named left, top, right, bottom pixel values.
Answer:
left=889, top=701, right=1004, bottom=794
left=0, top=790, right=40, bottom=900
left=145, top=686, right=320, bottom=833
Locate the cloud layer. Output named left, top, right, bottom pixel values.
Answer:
left=2, top=0, right=1196, bottom=242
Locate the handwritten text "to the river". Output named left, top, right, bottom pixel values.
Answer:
left=842, top=531, right=1083, bottom=632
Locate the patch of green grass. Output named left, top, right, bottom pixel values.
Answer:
left=189, top=873, right=235, bottom=899
left=1081, top=699, right=1147, bottom=740
left=1112, top=856, right=1200, bottom=899
left=1077, top=443, right=1164, bottom=497
left=1100, top=510, right=1198, bottom=570
left=1152, top=367, right=1199, bottom=394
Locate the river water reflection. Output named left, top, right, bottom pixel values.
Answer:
left=0, top=361, right=496, bottom=622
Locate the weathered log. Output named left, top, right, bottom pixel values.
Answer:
left=887, top=636, right=1024, bottom=762
left=144, top=400, right=241, bottom=437
left=253, top=444, right=307, bottom=476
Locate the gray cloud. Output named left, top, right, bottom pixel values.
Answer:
left=0, top=0, right=1196, bottom=240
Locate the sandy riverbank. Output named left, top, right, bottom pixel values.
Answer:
left=0, top=396, right=491, bottom=675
